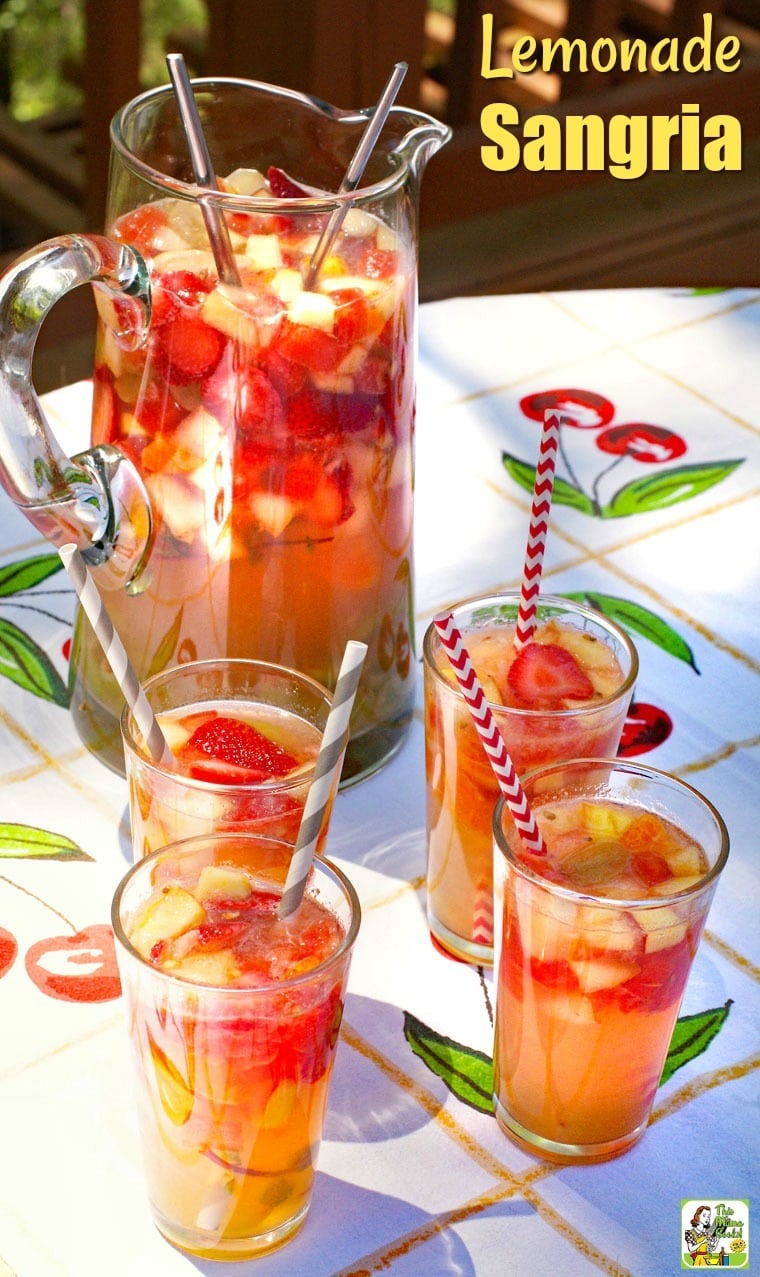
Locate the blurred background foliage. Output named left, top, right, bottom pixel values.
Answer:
left=0, top=0, right=207, bottom=119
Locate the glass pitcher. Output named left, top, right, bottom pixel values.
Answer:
left=0, top=77, right=450, bottom=780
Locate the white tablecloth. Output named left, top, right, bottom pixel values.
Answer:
left=0, top=287, right=757, bottom=1275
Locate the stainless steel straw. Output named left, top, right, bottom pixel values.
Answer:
left=304, top=61, right=407, bottom=289
left=165, top=52, right=241, bottom=287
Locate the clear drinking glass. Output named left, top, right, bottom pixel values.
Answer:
left=492, top=758, right=729, bottom=1162
left=121, top=658, right=333, bottom=860
left=112, top=830, right=360, bottom=1259
left=423, top=592, right=638, bottom=964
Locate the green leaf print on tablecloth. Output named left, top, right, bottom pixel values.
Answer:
left=0, top=552, right=70, bottom=705
left=404, top=1000, right=732, bottom=1116
left=0, top=824, right=91, bottom=860
left=561, top=591, right=699, bottom=671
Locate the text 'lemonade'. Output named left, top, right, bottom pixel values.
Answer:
left=424, top=595, right=637, bottom=963
left=112, top=833, right=360, bottom=1260
left=79, top=161, right=416, bottom=777
left=122, top=659, right=332, bottom=861
left=493, top=760, right=728, bottom=1162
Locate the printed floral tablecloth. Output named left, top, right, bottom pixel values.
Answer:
left=0, top=288, right=757, bottom=1276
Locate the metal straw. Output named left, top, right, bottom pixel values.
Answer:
left=58, top=545, right=174, bottom=766
left=304, top=61, right=407, bottom=289
left=165, top=52, right=241, bottom=287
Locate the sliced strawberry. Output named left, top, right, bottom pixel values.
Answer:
left=507, top=642, right=595, bottom=708
left=258, top=345, right=308, bottom=398
left=281, top=453, right=322, bottom=500
left=151, top=269, right=214, bottom=327
left=630, top=850, right=672, bottom=887
left=287, top=388, right=331, bottom=440
left=331, top=288, right=372, bottom=346
left=360, top=245, right=399, bottom=280
left=276, top=321, right=339, bottom=375
left=154, top=312, right=226, bottom=385
left=202, top=348, right=284, bottom=438
left=113, top=204, right=169, bottom=255
left=132, top=381, right=186, bottom=435
left=267, top=165, right=308, bottom=198
left=181, top=714, right=298, bottom=782
left=196, top=920, right=247, bottom=951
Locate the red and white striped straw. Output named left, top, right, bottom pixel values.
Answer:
left=514, top=409, right=561, bottom=651
left=434, top=612, right=547, bottom=856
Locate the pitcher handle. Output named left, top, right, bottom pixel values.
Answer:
left=0, top=233, right=153, bottom=590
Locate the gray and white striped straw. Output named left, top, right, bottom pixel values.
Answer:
left=278, top=639, right=367, bottom=918
left=58, top=543, right=174, bottom=766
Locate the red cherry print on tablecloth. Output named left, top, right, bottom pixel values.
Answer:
left=25, top=924, right=121, bottom=1002
left=0, top=927, right=17, bottom=978
left=596, top=423, right=687, bottom=463
left=519, top=389, right=615, bottom=430
left=618, top=702, right=673, bottom=757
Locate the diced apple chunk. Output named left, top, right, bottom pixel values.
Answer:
left=287, top=289, right=335, bottom=331
left=570, top=955, right=639, bottom=993
left=665, top=844, right=705, bottom=878
left=651, top=874, right=704, bottom=897
left=342, top=208, right=379, bottom=238
left=195, top=865, right=253, bottom=903
left=224, top=167, right=266, bottom=196
left=249, top=491, right=300, bottom=536
left=201, top=285, right=259, bottom=348
left=130, top=886, right=206, bottom=960
left=155, top=713, right=193, bottom=756
left=635, top=904, right=688, bottom=952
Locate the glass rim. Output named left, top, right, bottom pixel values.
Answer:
left=493, top=756, right=730, bottom=909
left=109, top=75, right=446, bottom=208
left=423, top=591, right=639, bottom=719
left=111, top=831, right=361, bottom=992
left=120, top=656, right=332, bottom=792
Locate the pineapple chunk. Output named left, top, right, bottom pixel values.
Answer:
left=195, top=865, right=253, bottom=904
left=245, top=233, right=283, bottom=271
left=174, top=949, right=240, bottom=986
left=153, top=248, right=220, bottom=277
left=130, top=886, right=206, bottom=960
left=287, top=289, right=335, bottom=331
left=580, top=801, right=633, bottom=840
left=376, top=222, right=400, bottom=253
left=270, top=268, right=304, bottom=303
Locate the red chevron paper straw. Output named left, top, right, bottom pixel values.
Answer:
left=514, top=409, right=561, bottom=651
left=434, top=612, right=548, bottom=856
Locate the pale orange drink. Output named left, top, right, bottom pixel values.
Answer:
left=112, top=831, right=360, bottom=1259
left=424, top=594, right=638, bottom=963
left=492, top=759, right=728, bottom=1162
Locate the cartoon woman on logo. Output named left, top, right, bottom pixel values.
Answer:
left=685, top=1206, right=726, bottom=1266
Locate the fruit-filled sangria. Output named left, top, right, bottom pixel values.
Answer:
left=122, top=659, right=333, bottom=860
left=492, top=758, right=728, bottom=1162
left=112, top=831, right=360, bottom=1259
left=76, top=162, right=416, bottom=778
left=423, top=594, right=638, bottom=963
